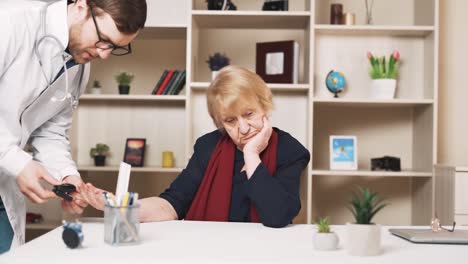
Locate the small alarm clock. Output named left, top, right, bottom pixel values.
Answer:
left=62, top=221, right=83, bottom=249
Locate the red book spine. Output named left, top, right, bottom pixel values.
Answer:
left=156, top=70, right=174, bottom=95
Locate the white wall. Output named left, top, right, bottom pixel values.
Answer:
left=438, top=0, right=468, bottom=166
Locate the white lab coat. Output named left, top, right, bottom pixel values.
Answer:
left=0, top=0, right=90, bottom=247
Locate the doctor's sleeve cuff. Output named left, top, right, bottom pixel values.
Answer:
left=41, top=164, right=80, bottom=182
left=0, top=146, right=33, bottom=178
left=59, top=167, right=80, bottom=180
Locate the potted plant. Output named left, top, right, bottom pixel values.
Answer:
left=367, top=50, right=400, bottom=99
left=91, top=80, right=102, bottom=95
left=206, top=52, right=230, bottom=80
left=115, top=71, right=134, bottom=94
left=346, top=186, right=388, bottom=256
left=313, top=217, right=339, bottom=251
left=90, top=143, right=110, bottom=166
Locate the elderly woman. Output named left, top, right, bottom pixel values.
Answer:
left=85, top=66, right=310, bottom=228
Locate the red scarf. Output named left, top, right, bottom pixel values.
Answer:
left=185, top=130, right=278, bottom=222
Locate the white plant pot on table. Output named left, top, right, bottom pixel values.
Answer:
left=370, top=79, right=396, bottom=99
left=346, top=223, right=382, bottom=256
left=313, top=232, right=339, bottom=251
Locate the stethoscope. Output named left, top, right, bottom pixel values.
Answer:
left=34, top=0, right=82, bottom=109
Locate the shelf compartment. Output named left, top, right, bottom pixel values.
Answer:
left=192, top=0, right=311, bottom=12
left=314, top=0, right=436, bottom=27
left=191, top=82, right=309, bottom=92
left=137, top=26, right=187, bottom=40
left=312, top=104, right=434, bottom=172
left=78, top=166, right=183, bottom=173
left=88, top=37, right=186, bottom=96
left=313, top=98, right=434, bottom=107
left=73, top=102, right=186, bottom=168
left=311, top=175, right=432, bottom=225
left=312, top=169, right=432, bottom=177
left=80, top=94, right=186, bottom=102
left=314, top=25, right=434, bottom=37
left=314, top=33, right=435, bottom=100
left=192, top=11, right=311, bottom=29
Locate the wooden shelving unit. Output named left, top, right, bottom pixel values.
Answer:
left=28, top=0, right=439, bottom=233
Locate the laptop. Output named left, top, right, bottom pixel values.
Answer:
left=389, top=228, right=468, bottom=244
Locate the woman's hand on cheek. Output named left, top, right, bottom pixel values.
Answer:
left=243, top=116, right=272, bottom=156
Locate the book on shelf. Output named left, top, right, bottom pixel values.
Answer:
left=256, top=40, right=299, bottom=84
left=163, top=70, right=180, bottom=95
left=155, top=70, right=174, bottom=95
left=170, top=70, right=186, bottom=95
left=151, top=70, right=168, bottom=95
left=151, top=69, right=186, bottom=95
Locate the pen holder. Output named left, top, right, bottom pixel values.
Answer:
left=104, top=204, right=140, bottom=246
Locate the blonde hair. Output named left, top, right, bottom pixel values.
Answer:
left=207, top=65, right=273, bottom=130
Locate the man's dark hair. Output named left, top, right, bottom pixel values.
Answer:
left=88, top=0, right=147, bottom=34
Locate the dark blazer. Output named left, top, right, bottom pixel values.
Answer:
left=160, top=128, right=310, bottom=228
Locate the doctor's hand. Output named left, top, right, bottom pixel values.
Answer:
left=61, top=175, right=88, bottom=215
left=16, top=160, right=61, bottom=204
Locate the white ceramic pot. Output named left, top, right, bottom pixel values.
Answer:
left=313, top=232, right=339, bottom=251
left=211, top=70, right=219, bottom=80
left=346, top=223, right=381, bottom=256
left=370, top=79, right=396, bottom=99
left=91, top=87, right=102, bottom=94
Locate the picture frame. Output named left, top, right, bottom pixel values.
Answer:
left=256, top=40, right=299, bottom=84
left=123, top=138, right=146, bottom=167
left=330, top=135, right=357, bottom=170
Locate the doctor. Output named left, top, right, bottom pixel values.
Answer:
left=0, top=0, right=146, bottom=253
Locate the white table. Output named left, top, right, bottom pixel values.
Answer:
left=2, top=221, right=467, bottom=264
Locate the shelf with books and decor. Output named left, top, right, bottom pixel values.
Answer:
left=191, top=11, right=311, bottom=29
left=310, top=0, right=438, bottom=225
left=192, top=0, right=311, bottom=12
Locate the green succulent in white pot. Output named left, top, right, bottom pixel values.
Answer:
left=367, top=50, right=400, bottom=99
left=313, top=217, right=339, bottom=251
left=91, top=80, right=102, bottom=95
left=346, top=186, right=388, bottom=256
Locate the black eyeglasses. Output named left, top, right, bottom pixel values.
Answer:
left=431, top=215, right=456, bottom=233
left=90, top=8, right=132, bottom=56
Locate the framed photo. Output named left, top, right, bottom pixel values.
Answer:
left=256, top=40, right=299, bottom=83
left=123, top=138, right=146, bottom=167
left=330, top=135, right=357, bottom=170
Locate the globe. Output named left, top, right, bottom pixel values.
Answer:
left=325, top=70, right=346, bottom=98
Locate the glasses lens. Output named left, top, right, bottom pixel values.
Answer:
left=111, top=47, right=131, bottom=56
left=96, top=41, right=113, bottom=50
